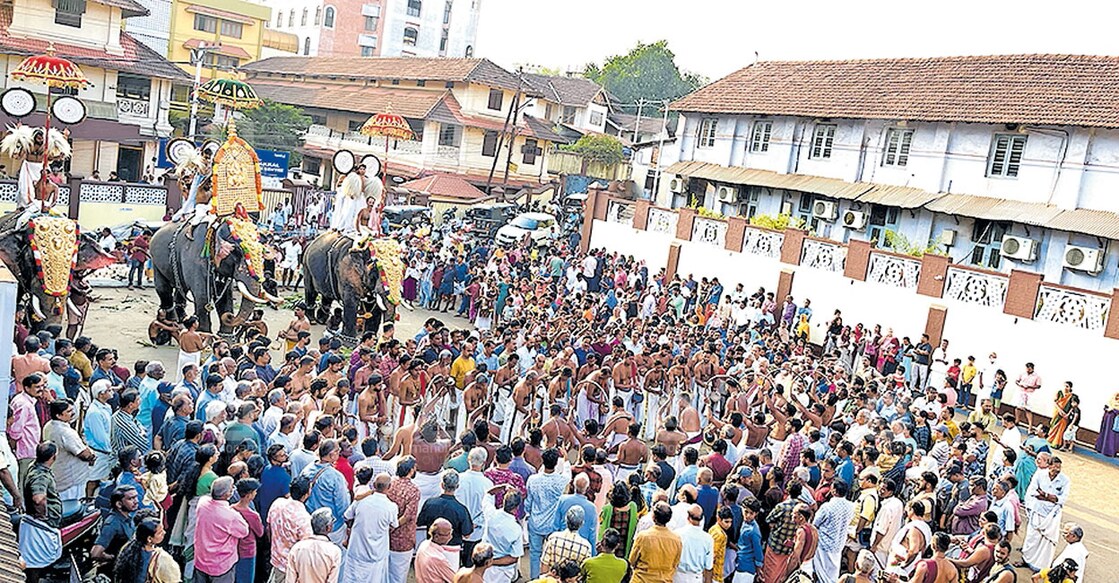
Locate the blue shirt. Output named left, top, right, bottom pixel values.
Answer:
left=456, top=470, right=495, bottom=543
left=289, top=448, right=317, bottom=478
left=553, top=493, right=598, bottom=550
left=137, top=376, right=161, bottom=431
left=675, top=524, right=714, bottom=573
left=83, top=400, right=112, bottom=454
left=696, top=485, right=719, bottom=527
left=300, top=462, right=351, bottom=531
left=195, top=390, right=222, bottom=423
left=257, top=464, right=291, bottom=525
left=735, top=519, right=764, bottom=574
left=525, top=471, right=568, bottom=537
left=674, top=465, right=699, bottom=497
left=836, top=457, right=856, bottom=487
left=483, top=509, right=523, bottom=560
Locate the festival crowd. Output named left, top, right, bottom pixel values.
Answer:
left=5, top=214, right=1092, bottom=583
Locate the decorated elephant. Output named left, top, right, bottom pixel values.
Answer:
left=302, top=232, right=404, bottom=340
left=0, top=212, right=115, bottom=329
left=150, top=217, right=281, bottom=334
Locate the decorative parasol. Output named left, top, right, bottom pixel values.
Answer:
left=9, top=45, right=89, bottom=165
left=360, top=106, right=415, bottom=184
left=197, top=78, right=263, bottom=110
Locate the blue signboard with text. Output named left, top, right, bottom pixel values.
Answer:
left=156, top=138, right=290, bottom=187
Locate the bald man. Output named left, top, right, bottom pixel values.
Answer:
left=416, top=518, right=457, bottom=583
left=343, top=473, right=399, bottom=581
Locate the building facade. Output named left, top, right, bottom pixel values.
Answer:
left=241, top=56, right=565, bottom=189
left=268, top=0, right=480, bottom=58
left=667, top=55, right=1119, bottom=292
left=0, top=0, right=190, bottom=179
left=167, top=0, right=271, bottom=79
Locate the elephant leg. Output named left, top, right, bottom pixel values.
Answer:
left=303, top=267, right=318, bottom=312
left=341, top=293, right=359, bottom=338
left=194, top=287, right=212, bottom=333
left=215, top=285, right=235, bottom=335
left=153, top=267, right=174, bottom=313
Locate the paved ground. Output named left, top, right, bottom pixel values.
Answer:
left=80, top=285, right=1119, bottom=581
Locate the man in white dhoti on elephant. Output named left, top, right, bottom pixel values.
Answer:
left=330, top=164, right=367, bottom=234
left=1020, top=457, right=1071, bottom=572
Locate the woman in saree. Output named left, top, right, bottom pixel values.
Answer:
left=1013, top=425, right=1051, bottom=500
left=598, top=482, right=638, bottom=559
left=169, top=444, right=219, bottom=580
left=1047, top=382, right=1076, bottom=449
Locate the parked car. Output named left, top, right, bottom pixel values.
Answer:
left=383, top=205, right=432, bottom=229
left=495, top=212, right=558, bottom=246
left=465, top=203, right=518, bottom=237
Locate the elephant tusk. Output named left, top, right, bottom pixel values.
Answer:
left=375, top=294, right=386, bottom=312
left=66, top=298, right=78, bottom=314
left=263, top=290, right=284, bottom=303
left=30, top=295, right=45, bottom=320
left=236, top=281, right=268, bottom=304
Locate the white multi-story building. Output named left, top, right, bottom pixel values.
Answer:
left=267, top=0, right=480, bottom=58
left=667, top=54, right=1119, bottom=292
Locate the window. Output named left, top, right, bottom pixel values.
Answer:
left=882, top=128, right=914, bottom=167
left=403, top=27, right=418, bottom=46
left=697, top=118, right=717, bottom=148
left=407, top=0, right=422, bottom=17
left=203, top=53, right=241, bottom=69
left=589, top=111, right=603, bottom=127
left=545, top=103, right=554, bottom=121
left=348, top=119, right=364, bottom=132
left=444, top=81, right=454, bottom=89
left=361, top=46, right=376, bottom=57
left=970, top=219, right=1009, bottom=269
left=438, top=124, right=459, bottom=146
left=487, top=88, right=503, bottom=111
left=443, top=0, right=452, bottom=23
left=364, top=15, right=377, bottom=30
left=390, top=79, right=400, bottom=85
left=303, top=37, right=311, bottom=54
left=53, top=0, right=85, bottom=27
left=220, top=20, right=243, bottom=38
left=314, top=7, right=321, bottom=25
left=116, top=74, right=151, bottom=100
left=439, top=29, right=448, bottom=52
left=561, top=105, right=576, bottom=124
left=749, top=120, right=772, bottom=153
left=739, top=188, right=760, bottom=218
left=193, top=13, right=217, bottom=33
left=288, top=11, right=294, bottom=26
left=482, top=131, right=499, bottom=157
left=324, top=6, right=335, bottom=27
left=522, top=138, right=539, bottom=165
left=987, top=134, right=1027, bottom=178
left=276, top=11, right=283, bottom=27
left=301, top=8, right=308, bottom=25
left=867, top=205, right=900, bottom=247
left=810, top=124, right=836, bottom=159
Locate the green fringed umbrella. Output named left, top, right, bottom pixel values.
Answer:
left=197, top=78, right=263, bottom=110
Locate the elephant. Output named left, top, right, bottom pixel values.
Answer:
left=302, top=231, right=401, bottom=340
left=150, top=219, right=281, bottom=334
left=0, top=212, right=115, bottom=330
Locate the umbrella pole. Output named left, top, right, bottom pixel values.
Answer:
left=42, top=89, right=52, bottom=166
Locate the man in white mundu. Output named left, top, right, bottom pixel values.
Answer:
left=1020, top=457, right=1071, bottom=571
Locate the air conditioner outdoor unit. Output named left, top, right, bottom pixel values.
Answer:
left=939, top=229, right=957, bottom=247
left=1000, top=235, right=1039, bottom=262
left=717, top=185, right=739, bottom=204
left=812, top=200, right=838, bottom=221
left=1063, top=245, right=1105, bottom=274
left=669, top=177, right=684, bottom=193
left=841, top=210, right=866, bottom=230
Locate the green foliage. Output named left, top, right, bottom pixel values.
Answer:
left=583, top=41, right=706, bottom=113
left=560, top=134, right=625, bottom=165
left=209, top=100, right=311, bottom=165
left=749, top=213, right=807, bottom=231
left=882, top=229, right=946, bottom=257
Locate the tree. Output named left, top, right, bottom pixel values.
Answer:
left=561, top=134, right=625, bottom=165
left=208, top=99, right=311, bottom=164
left=583, top=41, right=706, bottom=113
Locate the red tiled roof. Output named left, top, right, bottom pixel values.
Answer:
left=183, top=39, right=252, bottom=59
left=253, top=82, right=447, bottom=119
left=244, top=56, right=536, bottom=94
left=95, top=0, right=147, bottom=17
left=671, top=54, right=1119, bottom=129
left=0, top=18, right=189, bottom=81
left=401, top=174, right=488, bottom=201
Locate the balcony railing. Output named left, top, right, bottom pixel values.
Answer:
left=117, top=97, right=151, bottom=117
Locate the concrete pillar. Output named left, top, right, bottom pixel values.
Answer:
left=916, top=253, right=951, bottom=298
left=676, top=207, right=696, bottom=241
left=774, top=268, right=794, bottom=321
left=166, top=178, right=183, bottom=214
left=633, top=199, right=651, bottom=230
left=665, top=243, right=681, bottom=282
left=925, top=304, right=948, bottom=346
left=1105, top=288, right=1119, bottom=340
left=845, top=239, right=873, bottom=281
left=67, top=176, right=82, bottom=221
left=725, top=216, right=746, bottom=252
left=780, top=228, right=806, bottom=265
left=579, top=187, right=599, bottom=253
left=1004, top=269, right=1043, bottom=319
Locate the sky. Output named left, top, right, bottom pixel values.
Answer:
left=475, top=0, right=1119, bottom=82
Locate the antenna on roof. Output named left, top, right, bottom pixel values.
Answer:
left=750, top=51, right=759, bottom=66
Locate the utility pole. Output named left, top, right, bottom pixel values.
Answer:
left=652, top=99, right=670, bottom=203
left=632, top=98, right=643, bottom=144
left=501, top=88, right=523, bottom=189
left=485, top=68, right=524, bottom=196
left=188, top=44, right=220, bottom=140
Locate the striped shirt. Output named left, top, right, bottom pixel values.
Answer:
left=110, top=410, right=147, bottom=456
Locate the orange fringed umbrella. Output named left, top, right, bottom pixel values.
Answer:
left=360, top=107, right=416, bottom=183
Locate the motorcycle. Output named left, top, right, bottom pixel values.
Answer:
left=12, top=498, right=103, bottom=582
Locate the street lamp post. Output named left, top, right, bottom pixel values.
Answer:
left=187, top=44, right=220, bottom=140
